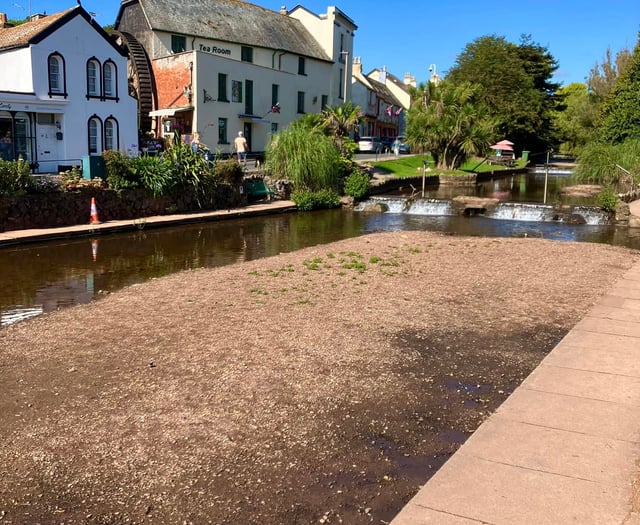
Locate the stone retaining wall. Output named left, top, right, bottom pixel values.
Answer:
left=0, top=184, right=243, bottom=232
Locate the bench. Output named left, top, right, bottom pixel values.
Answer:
left=487, top=155, right=515, bottom=167
left=244, top=178, right=275, bottom=201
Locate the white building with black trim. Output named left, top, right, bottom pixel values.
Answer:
left=0, top=7, right=138, bottom=173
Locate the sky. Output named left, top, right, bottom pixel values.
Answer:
left=3, top=0, right=639, bottom=86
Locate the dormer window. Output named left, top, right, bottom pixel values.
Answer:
left=241, top=46, right=253, bottom=63
left=171, top=35, right=186, bottom=53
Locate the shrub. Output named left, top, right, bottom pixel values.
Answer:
left=163, top=134, right=216, bottom=207
left=30, top=175, right=62, bottom=193
left=59, top=166, right=105, bottom=192
left=343, top=170, right=370, bottom=199
left=292, top=188, right=341, bottom=211
left=130, top=155, right=176, bottom=197
left=0, top=158, right=32, bottom=196
left=596, top=186, right=618, bottom=212
left=215, top=159, right=244, bottom=185
left=103, top=150, right=139, bottom=191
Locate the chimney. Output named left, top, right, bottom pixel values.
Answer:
left=0, top=13, right=10, bottom=28
left=352, top=56, right=362, bottom=74
left=280, top=5, right=287, bottom=14
left=404, top=72, right=416, bottom=88
left=378, top=65, right=387, bottom=83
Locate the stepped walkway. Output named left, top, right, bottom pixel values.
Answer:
left=391, top=200, right=640, bottom=524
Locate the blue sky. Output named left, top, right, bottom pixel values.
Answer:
left=4, top=0, right=639, bottom=86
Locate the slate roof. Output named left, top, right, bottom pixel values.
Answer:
left=367, top=77, right=402, bottom=106
left=116, top=0, right=331, bottom=61
left=0, top=6, right=127, bottom=56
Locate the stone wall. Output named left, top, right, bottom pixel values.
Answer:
left=0, top=184, right=243, bottom=232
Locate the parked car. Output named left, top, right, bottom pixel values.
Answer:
left=392, top=136, right=410, bottom=154
left=380, top=136, right=395, bottom=151
left=357, top=136, right=384, bottom=153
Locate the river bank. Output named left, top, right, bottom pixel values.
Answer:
left=1, top=230, right=638, bottom=524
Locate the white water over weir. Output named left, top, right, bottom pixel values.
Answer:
left=355, top=197, right=612, bottom=225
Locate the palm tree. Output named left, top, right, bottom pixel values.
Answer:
left=321, top=102, right=362, bottom=156
left=407, top=81, right=494, bottom=170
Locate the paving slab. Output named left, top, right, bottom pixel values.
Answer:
left=391, top=453, right=631, bottom=525
left=598, top=295, right=640, bottom=312
left=457, top=416, right=640, bottom=486
left=544, top=335, right=640, bottom=377
left=493, top=387, right=640, bottom=442
left=523, top=363, right=640, bottom=405
left=573, top=316, right=640, bottom=338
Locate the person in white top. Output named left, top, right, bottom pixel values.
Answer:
left=233, top=131, right=249, bottom=166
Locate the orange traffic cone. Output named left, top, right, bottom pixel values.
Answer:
left=89, top=197, right=100, bottom=224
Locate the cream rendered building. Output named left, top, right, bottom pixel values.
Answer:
left=114, top=0, right=356, bottom=156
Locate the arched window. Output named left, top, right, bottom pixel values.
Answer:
left=104, top=117, right=119, bottom=151
left=103, top=60, right=118, bottom=99
left=48, top=52, right=66, bottom=97
left=88, top=116, right=103, bottom=154
left=86, top=58, right=101, bottom=97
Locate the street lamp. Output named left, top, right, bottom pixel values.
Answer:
left=340, top=51, right=349, bottom=101
left=428, top=63, right=437, bottom=82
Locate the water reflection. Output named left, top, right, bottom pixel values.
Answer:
left=0, top=211, right=366, bottom=325
left=399, top=171, right=592, bottom=206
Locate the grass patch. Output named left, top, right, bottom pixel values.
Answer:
left=371, top=156, right=527, bottom=178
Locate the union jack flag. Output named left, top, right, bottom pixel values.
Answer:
left=271, top=103, right=280, bottom=113
left=395, top=107, right=403, bottom=116
left=385, top=105, right=393, bottom=117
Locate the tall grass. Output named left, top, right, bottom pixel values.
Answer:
left=265, top=127, right=342, bottom=191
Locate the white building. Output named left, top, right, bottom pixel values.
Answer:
left=114, top=0, right=357, bottom=156
left=0, top=7, right=139, bottom=173
left=351, top=60, right=407, bottom=140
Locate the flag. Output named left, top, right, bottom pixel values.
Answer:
left=395, top=107, right=403, bottom=116
left=271, top=103, right=280, bottom=113
left=385, top=105, right=392, bottom=117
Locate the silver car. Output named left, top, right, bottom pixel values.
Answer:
left=357, top=136, right=384, bottom=153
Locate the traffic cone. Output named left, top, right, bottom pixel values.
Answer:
left=91, top=239, right=98, bottom=262
left=89, top=197, right=100, bottom=224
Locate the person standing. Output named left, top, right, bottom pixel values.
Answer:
left=0, top=131, right=12, bottom=161
left=234, top=131, right=249, bottom=167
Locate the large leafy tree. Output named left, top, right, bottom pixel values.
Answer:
left=553, top=83, right=598, bottom=154
left=588, top=47, right=632, bottom=105
left=447, top=34, right=560, bottom=154
left=598, top=37, right=640, bottom=143
left=406, top=80, right=494, bottom=170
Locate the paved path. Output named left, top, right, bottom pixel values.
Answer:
left=0, top=200, right=296, bottom=246
left=391, top=259, right=640, bottom=524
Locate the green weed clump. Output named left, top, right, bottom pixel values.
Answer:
left=291, top=189, right=341, bottom=211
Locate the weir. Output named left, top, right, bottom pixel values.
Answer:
left=355, top=196, right=612, bottom=225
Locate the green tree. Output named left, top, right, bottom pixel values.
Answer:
left=588, top=47, right=632, bottom=105
left=447, top=34, right=560, bottom=154
left=406, top=80, right=494, bottom=170
left=553, top=83, right=598, bottom=154
left=320, top=102, right=362, bottom=156
left=598, top=37, right=640, bottom=143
